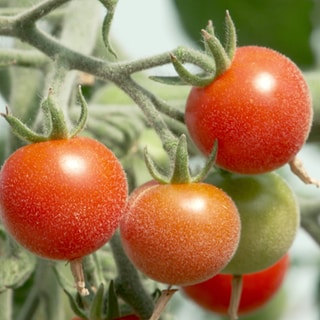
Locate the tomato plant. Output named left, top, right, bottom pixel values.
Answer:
left=206, top=172, right=299, bottom=274
left=120, top=182, right=241, bottom=286
left=185, top=46, right=312, bottom=174
left=181, top=253, right=290, bottom=316
left=0, top=136, right=128, bottom=260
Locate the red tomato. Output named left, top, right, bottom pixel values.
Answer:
left=185, top=46, right=312, bottom=174
left=0, top=136, right=128, bottom=260
left=120, top=182, right=240, bottom=286
left=182, top=253, right=289, bottom=316
left=115, top=315, right=140, bottom=320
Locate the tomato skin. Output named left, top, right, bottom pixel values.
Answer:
left=120, top=182, right=241, bottom=286
left=182, top=253, right=289, bottom=316
left=71, top=315, right=139, bottom=320
left=115, top=316, right=140, bottom=320
left=185, top=46, right=312, bottom=174
left=0, top=136, right=128, bottom=260
left=206, top=172, right=299, bottom=274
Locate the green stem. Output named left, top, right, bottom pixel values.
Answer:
left=15, top=0, right=71, bottom=23
left=0, top=49, right=48, bottom=68
left=0, top=290, right=12, bottom=320
left=109, top=232, right=154, bottom=320
left=301, top=200, right=320, bottom=246
left=115, top=77, right=178, bottom=155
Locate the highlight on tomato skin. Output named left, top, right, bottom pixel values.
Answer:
left=181, top=253, right=290, bottom=316
left=120, top=181, right=241, bottom=286
left=185, top=45, right=313, bottom=174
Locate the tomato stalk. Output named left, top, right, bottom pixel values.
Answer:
left=149, top=288, right=178, bottom=320
left=228, top=275, right=243, bottom=320
left=0, top=290, right=12, bottom=320
left=109, top=233, right=155, bottom=320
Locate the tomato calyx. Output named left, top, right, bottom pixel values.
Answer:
left=144, top=134, right=217, bottom=184
left=151, top=11, right=237, bottom=87
left=0, top=85, right=87, bottom=143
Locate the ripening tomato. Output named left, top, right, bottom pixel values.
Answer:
left=0, top=136, right=128, bottom=260
left=185, top=46, right=312, bottom=174
left=120, top=182, right=241, bottom=286
left=182, top=253, right=289, bottom=316
left=206, top=172, right=299, bottom=274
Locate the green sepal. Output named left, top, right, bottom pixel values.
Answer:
left=89, top=283, right=105, bottom=320
left=69, top=85, right=89, bottom=137
left=63, top=289, right=88, bottom=320
left=191, top=140, right=218, bottom=183
left=149, top=75, right=189, bottom=86
left=144, top=147, right=170, bottom=184
left=201, top=29, right=231, bottom=78
left=0, top=243, right=36, bottom=292
left=46, top=88, right=69, bottom=140
left=105, top=280, right=121, bottom=320
left=169, top=134, right=192, bottom=184
left=170, top=53, right=215, bottom=87
left=224, top=10, right=237, bottom=61
left=0, top=107, right=48, bottom=143
left=99, top=0, right=118, bottom=58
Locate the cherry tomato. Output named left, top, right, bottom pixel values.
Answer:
left=0, top=136, right=128, bottom=260
left=120, top=182, right=240, bottom=286
left=185, top=46, right=312, bottom=174
left=182, top=253, right=289, bottom=316
left=206, top=172, right=299, bottom=274
left=115, top=315, right=140, bottom=320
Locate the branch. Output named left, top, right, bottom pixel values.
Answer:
left=114, top=77, right=179, bottom=154
left=0, top=49, right=49, bottom=68
left=15, top=0, right=71, bottom=24
left=109, top=232, right=154, bottom=320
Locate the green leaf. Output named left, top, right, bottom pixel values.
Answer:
left=106, top=280, right=120, bottom=320
left=89, top=283, right=105, bottom=320
left=0, top=244, right=36, bottom=292
left=63, top=289, right=88, bottom=320
left=173, top=0, right=314, bottom=67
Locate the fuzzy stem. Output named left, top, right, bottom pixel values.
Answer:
left=228, top=275, right=243, bottom=320
left=109, top=232, right=154, bottom=320
left=0, top=290, right=12, bottom=320
left=15, top=0, right=71, bottom=23
left=115, top=77, right=178, bottom=155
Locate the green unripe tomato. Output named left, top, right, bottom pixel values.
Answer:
left=206, top=172, right=299, bottom=274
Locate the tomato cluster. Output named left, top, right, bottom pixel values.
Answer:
left=118, top=45, right=305, bottom=317
left=0, top=43, right=307, bottom=319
